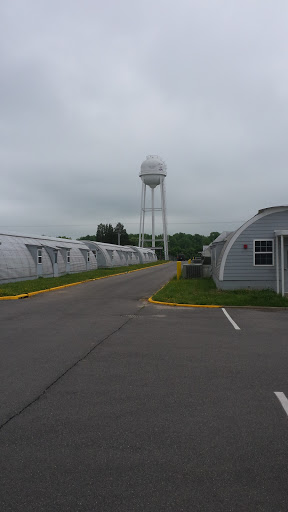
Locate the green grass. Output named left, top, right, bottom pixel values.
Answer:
left=0, top=261, right=167, bottom=297
left=152, top=277, right=288, bottom=307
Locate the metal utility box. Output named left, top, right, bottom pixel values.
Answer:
left=182, top=263, right=203, bottom=279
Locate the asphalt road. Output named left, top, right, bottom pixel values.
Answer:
left=1, top=262, right=288, bottom=511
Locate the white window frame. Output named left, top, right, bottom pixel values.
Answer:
left=37, top=248, right=42, bottom=264
left=87, top=251, right=90, bottom=263
left=66, top=249, right=71, bottom=263
left=253, top=239, right=274, bottom=266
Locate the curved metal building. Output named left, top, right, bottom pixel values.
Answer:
left=77, top=241, right=157, bottom=267
left=210, top=206, right=288, bottom=295
left=0, top=232, right=157, bottom=284
left=84, top=242, right=139, bottom=267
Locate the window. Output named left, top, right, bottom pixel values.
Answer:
left=87, top=252, right=90, bottom=262
left=37, top=249, right=42, bottom=264
left=54, top=251, right=58, bottom=264
left=92, top=250, right=97, bottom=258
left=254, top=240, right=273, bottom=266
left=67, top=250, right=71, bottom=263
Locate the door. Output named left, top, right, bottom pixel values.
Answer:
left=53, top=250, right=59, bottom=277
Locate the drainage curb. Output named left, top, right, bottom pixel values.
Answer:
left=148, top=297, right=288, bottom=310
left=148, top=297, right=222, bottom=308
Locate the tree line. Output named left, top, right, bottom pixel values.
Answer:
left=76, top=223, right=220, bottom=260
left=79, top=223, right=131, bottom=246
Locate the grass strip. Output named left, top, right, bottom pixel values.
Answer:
left=152, top=277, right=288, bottom=308
left=0, top=261, right=167, bottom=297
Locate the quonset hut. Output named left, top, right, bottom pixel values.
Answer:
left=84, top=242, right=156, bottom=267
left=0, top=232, right=157, bottom=284
left=210, top=206, right=288, bottom=295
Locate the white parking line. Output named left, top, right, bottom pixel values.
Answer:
left=221, top=308, right=241, bottom=330
left=274, top=392, right=288, bottom=416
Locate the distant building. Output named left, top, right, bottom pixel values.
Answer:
left=0, top=232, right=157, bottom=284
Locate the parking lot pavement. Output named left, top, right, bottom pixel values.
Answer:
left=0, top=263, right=176, bottom=426
left=222, top=305, right=288, bottom=335
left=1, top=271, right=288, bottom=511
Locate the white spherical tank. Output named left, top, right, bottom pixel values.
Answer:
left=139, top=155, right=167, bottom=189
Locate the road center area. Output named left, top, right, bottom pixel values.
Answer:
left=1, top=265, right=288, bottom=511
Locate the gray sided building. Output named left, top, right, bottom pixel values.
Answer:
left=211, top=206, right=288, bottom=295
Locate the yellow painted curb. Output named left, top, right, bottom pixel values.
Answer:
left=148, top=297, right=222, bottom=308
left=0, top=262, right=171, bottom=300
left=148, top=297, right=288, bottom=310
left=28, top=289, right=53, bottom=296
left=0, top=294, right=29, bottom=300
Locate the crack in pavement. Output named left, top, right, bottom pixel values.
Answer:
left=0, top=313, right=138, bottom=431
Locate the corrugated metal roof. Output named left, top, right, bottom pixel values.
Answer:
left=258, top=205, right=288, bottom=214
left=210, top=231, right=234, bottom=245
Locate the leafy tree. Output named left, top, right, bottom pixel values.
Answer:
left=78, top=234, right=97, bottom=241
left=129, top=234, right=139, bottom=246
left=114, top=223, right=131, bottom=245
left=95, top=223, right=114, bottom=243
left=96, top=223, right=106, bottom=242
left=129, top=232, right=150, bottom=247
left=167, top=231, right=220, bottom=259
left=79, top=226, right=220, bottom=258
left=203, top=232, right=220, bottom=245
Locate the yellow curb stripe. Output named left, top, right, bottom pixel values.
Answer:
left=27, top=290, right=51, bottom=296
left=0, top=294, right=28, bottom=300
left=148, top=297, right=222, bottom=308
left=0, top=262, right=170, bottom=300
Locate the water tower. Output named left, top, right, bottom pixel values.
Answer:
left=138, top=155, right=168, bottom=260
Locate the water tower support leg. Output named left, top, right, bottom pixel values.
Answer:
left=151, top=187, right=155, bottom=249
left=141, top=184, right=146, bottom=247
left=139, top=182, right=145, bottom=246
left=160, top=178, right=168, bottom=259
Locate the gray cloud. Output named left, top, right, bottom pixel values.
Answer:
left=1, top=0, right=288, bottom=239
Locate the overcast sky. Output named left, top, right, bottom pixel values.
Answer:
left=1, top=0, right=288, bottom=239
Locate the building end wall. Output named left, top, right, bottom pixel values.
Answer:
left=212, top=275, right=276, bottom=291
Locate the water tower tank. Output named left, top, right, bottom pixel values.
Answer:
left=139, top=155, right=167, bottom=189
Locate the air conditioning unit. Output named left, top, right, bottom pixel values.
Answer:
left=182, top=263, right=203, bottom=279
